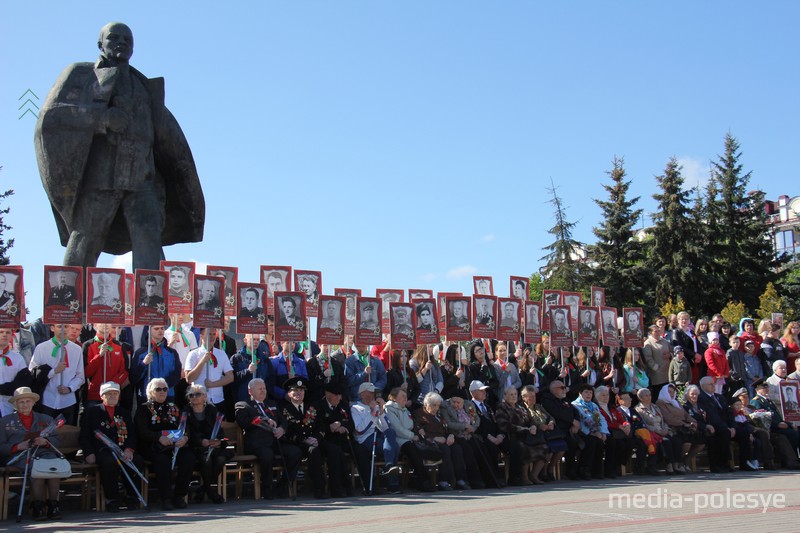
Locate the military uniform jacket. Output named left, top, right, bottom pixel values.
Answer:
left=235, top=398, right=286, bottom=451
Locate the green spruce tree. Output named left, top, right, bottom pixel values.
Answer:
left=540, top=180, right=588, bottom=291
left=648, top=157, right=696, bottom=311
left=588, top=157, right=649, bottom=309
left=711, top=133, right=779, bottom=310
left=0, top=167, right=14, bottom=266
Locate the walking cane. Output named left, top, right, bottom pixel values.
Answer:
left=115, top=453, right=148, bottom=510
left=368, top=428, right=378, bottom=495
left=472, top=436, right=503, bottom=488
left=346, top=433, right=368, bottom=495
left=16, top=446, right=33, bottom=522
left=273, top=433, right=296, bottom=501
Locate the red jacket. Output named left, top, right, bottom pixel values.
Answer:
left=704, top=344, right=729, bottom=378
left=85, top=339, right=128, bottom=401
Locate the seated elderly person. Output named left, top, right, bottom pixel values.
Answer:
left=635, top=387, right=682, bottom=475
left=235, top=378, right=302, bottom=499
left=79, top=381, right=144, bottom=512
left=385, top=387, right=440, bottom=492
left=593, top=385, right=624, bottom=478
left=184, top=383, right=231, bottom=503
left=750, top=378, right=800, bottom=468
left=312, top=382, right=356, bottom=497
left=655, top=383, right=696, bottom=474
left=698, top=375, right=755, bottom=473
left=571, top=384, right=609, bottom=480
left=441, top=394, right=488, bottom=488
left=414, top=391, right=471, bottom=490
left=519, top=384, right=554, bottom=484
left=602, top=389, right=648, bottom=476
left=541, top=380, right=581, bottom=480
left=733, top=386, right=780, bottom=469
left=0, top=387, right=63, bottom=520
left=351, top=382, right=401, bottom=494
left=729, top=396, right=761, bottom=470
left=134, top=377, right=195, bottom=510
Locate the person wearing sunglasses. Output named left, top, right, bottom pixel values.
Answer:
left=184, top=384, right=231, bottom=504
left=133, top=378, right=194, bottom=510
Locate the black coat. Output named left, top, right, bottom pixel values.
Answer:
left=697, top=391, right=733, bottom=433
left=234, top=398, right=286, bottom=452
left=79, top=403, right=137, bottom=456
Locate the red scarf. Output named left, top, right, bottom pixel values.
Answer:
left=18, top=411, right=34, bottom=431
left=151, top=339, right=163, bottom=355
left=208, top=349, right=218, bottom=368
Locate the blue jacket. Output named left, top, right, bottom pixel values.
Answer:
left=132, top=341, right=181, bottom=402
left=270, top=346, right=308, bottom=400
left=345, top=353, right=387, bottom=401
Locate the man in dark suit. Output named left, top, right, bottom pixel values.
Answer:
left=697, top=376, right=736, bottom=472
left=78, top=381, right=144, bottom=512
left=235, top=378, right=302, bottom=499
left=312, top=382, right=354, bottom=497
left=468, top=380, right=510, bottom=487
left=48, top=271, right=77, bottom=306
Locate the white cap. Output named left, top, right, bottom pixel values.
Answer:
left=100, top=381, right=121, bottom=396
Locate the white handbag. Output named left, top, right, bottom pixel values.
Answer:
left=30, top=457, right=73, bottom=479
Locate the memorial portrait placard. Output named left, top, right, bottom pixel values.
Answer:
left=207, top=265, right=238, bottom=317
left=590, top=286, right=606, bottom=308
left=160, top=260, right=194, bottom=315
left=548, top=305, right=573, bottom=348
left=193, top=274, right=225, bottom=329
left=86, top=267, right=125, bottom=325
left=295, top=270, right=321, bottom=318
left=496, top=297, right=521, bottom=342
left=601, top=306, right=619, bottom=347
left=622, top=307, right=644, bottom=348
left=509, top=276, right=529, bottom=301
left=44, top=265, right=83, bottom=324
left=524, top=301, right=542, bottom=344
left=562, top=292, right=582, bottom=331
left=317, top=295, right=346, bottom=345
left=390, top=302, right=416, bottom=351
left=473, top=295, right=497, bottom=339
left=576, top=306, right=600, bottom=347
left=0, top=266, right=23, bottom=328
left=473, top=276, right=494, bottom=296
left=273, top=291, right=306, bottom=343
left=355, top=296, right=382, bottom=347
left=779, top=380, right=800, bottom=423
left=445, top=296, right=472, bottom=341
left=541, top=290, right=562, bottom=331
left=409, top=289, right=434, bottom=301
left=260, top=265, right=292, bottom=313
left=335, top=288, right=361, bottom=336
left=134, top=269, right=168, bottom=325
left=412, top=298, right=438, bottom=345
left=437, top=292, right=462, bottom=333
left=236, top=282, right=268, bottom=335
left=376, top=289, right=404, bottom=334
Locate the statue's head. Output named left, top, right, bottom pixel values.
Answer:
left=98, top=22, right=134, bottom=65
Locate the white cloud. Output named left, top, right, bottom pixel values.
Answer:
left=446, top=265, right=477, bottom=279
left=420, top=273, right=436, bottom=282
left=480, top=234, right=495, bottom=243
left=110, top=252, right=132, bottom=272
left=677, top=156, right=711, bottom=190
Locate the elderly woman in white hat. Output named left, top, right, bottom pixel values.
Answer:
left=78, top=381, right=143, bottom=512
left=0, top=387, right=62, bottom=520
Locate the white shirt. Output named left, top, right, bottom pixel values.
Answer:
left=185, top=346, right=232, bottom=404
left=165, top=323, right=199, bottom=368
left=350, top=401, right=390, bottom=444
left=0, top=349, right=27, bottom=416
left=29, top=339, right=85, bottom=409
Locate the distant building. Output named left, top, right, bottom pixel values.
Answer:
left=766, top=195, right=800, bottom=263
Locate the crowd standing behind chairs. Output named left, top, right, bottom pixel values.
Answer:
left=0, top=308, right=799, bottom=522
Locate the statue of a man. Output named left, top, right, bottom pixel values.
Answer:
left=35, top=22, right=204, bottom=271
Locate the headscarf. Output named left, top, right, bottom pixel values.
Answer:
left=657, top=383, right=681, bottom=409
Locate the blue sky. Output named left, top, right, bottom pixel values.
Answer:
left=2, top=1, right=799, bottom=318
